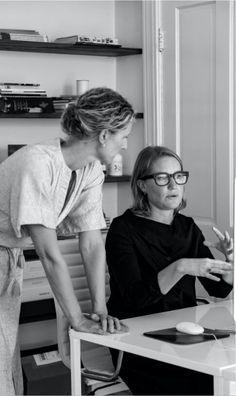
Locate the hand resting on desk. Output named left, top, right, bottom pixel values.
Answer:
left=78, top=313, right=129, bottom=335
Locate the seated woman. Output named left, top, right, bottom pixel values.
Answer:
left=105, top=145, right=233, bottom=395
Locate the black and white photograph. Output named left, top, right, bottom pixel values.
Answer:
left=0, top=1, right=235, bottom=395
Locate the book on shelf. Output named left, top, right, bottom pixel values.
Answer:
left=0, top=82, right=47, bottom=97
left=0, top=28, right=48, bottom=42
left=0, top=96, right=54, bottom=114
left=0, top=91, right=47, bottom=96
left=54, top=35, right=78, bottom=44
left=0, top=28, right=40, bottom=34
left=53, top=35, right=120, bottom=46
left=0, top=33, right=47, bottom=42
left=52, top=95, right=77, bottom=112
left=0, top=82, right=40, bottom=88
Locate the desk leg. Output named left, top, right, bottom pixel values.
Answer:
left=70, top=337, right=82, bottom=396
left=214, top=376, right=232, bottom=396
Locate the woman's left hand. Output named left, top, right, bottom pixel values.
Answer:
left=85, top=312, right=129, bottom=334
left=204, top=226, right=233, bottom=262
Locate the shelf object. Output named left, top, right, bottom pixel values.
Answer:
left=0, top=40, right=142, bottom=57
left=0, top=112, right=62, bottom=118
left=135, top=112, right=143, bottom=119
left=105, top=175, right=131, bottom=183
left=0, top=112, right=143, bottom=119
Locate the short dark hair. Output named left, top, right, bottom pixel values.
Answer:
left=61, top=87, right=134, bottom=140
left=131, top=146, right=187, bottom=216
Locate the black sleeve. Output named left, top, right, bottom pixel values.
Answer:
left=105, top=217, right=163, bottom=312
left=194, top=224, right=233, bottom=298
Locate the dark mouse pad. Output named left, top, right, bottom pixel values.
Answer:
left=143, top=327, right=230, bottom=345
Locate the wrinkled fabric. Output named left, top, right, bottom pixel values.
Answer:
left=0, top=138, right=106, bottom=395
left=0, top=248, right=23, bottom=396
left=0, top=138, right=105, bottom=240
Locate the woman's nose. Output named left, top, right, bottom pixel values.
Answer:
left=168, top=176, right=177, bottom=188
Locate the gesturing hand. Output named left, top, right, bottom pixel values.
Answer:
left=179, top=257, right=233, bottom=282
left=204, top=226, right=233, bottom=262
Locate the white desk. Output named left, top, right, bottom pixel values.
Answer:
left=69, top=300, right=236, bottom=396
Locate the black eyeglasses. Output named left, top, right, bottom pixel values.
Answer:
left=140, top=171, right=189, bottom=186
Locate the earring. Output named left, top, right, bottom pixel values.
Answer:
left=102, top=143, right=106, bottom=148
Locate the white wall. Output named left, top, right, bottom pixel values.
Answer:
left=0, top=0, right=143, bottom=220
left=115, top=0, right=144, bottom=213
left=0, top=1, right=116, bottom=159
left=0, top=0, right=143, bottom=351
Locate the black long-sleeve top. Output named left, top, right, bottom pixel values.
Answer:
left=106, top=209, right=232, bottom=319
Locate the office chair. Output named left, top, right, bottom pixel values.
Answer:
left=53, top=253, right=124, bottom=383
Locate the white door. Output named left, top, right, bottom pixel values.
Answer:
left=160, top=0, right=234, bottom=251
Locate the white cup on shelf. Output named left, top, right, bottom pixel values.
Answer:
left=76, top=80, right=89, bottom=96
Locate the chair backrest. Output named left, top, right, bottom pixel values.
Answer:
left=53, top=250, right=110, bottom=368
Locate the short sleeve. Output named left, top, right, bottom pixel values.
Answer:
left=10, top=152, right=56, bottom=237
left=58, top=162, right=106, bottom=234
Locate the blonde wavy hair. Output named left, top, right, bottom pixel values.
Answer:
left=61, top=87, right=134, bottom=140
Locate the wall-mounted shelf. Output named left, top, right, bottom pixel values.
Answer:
left=0, top=112, right=61, bottom=119
left=0, top=112, right=143, bottom=119
left=0, top=40, right=142, bottom=57
left=105, top=175, right=131, bottom=183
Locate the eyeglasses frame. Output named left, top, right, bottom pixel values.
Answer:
left=140, top=171, right=189, bottom=186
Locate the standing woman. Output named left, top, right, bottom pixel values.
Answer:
left=0, top=87, right=134, bottom=395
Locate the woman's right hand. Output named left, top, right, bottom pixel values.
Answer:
left=73, top=314, right=129, bottom=335
left=178, top=258, right=233, bottom=282
left=73, top=315, right=107, bottom=334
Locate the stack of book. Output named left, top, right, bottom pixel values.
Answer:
left=52, top=95, right=76, bottom=113
left=0, top=82, right=54, bottom=114
left=54, top=35, right=120, bottom=46
left=0, top=82, right=47, bottom=97
left=0, top=28, right=47, bottom=42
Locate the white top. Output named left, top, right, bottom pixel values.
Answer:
left=0, top=138, right=106, bottom=243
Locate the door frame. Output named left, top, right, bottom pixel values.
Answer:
left=142, top=0, right=235, bottom=227
left=142, top=0, right=162, bottom=146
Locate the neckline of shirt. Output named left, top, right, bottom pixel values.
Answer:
left=126, top=209, right=176, bottom=228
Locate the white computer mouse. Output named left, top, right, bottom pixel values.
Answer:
left=176, top=321, right=204, bottom=335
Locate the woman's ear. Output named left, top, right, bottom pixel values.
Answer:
left=137, top=179, right=147, bottom=194
left=98, top=130, right=109, bottom=147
